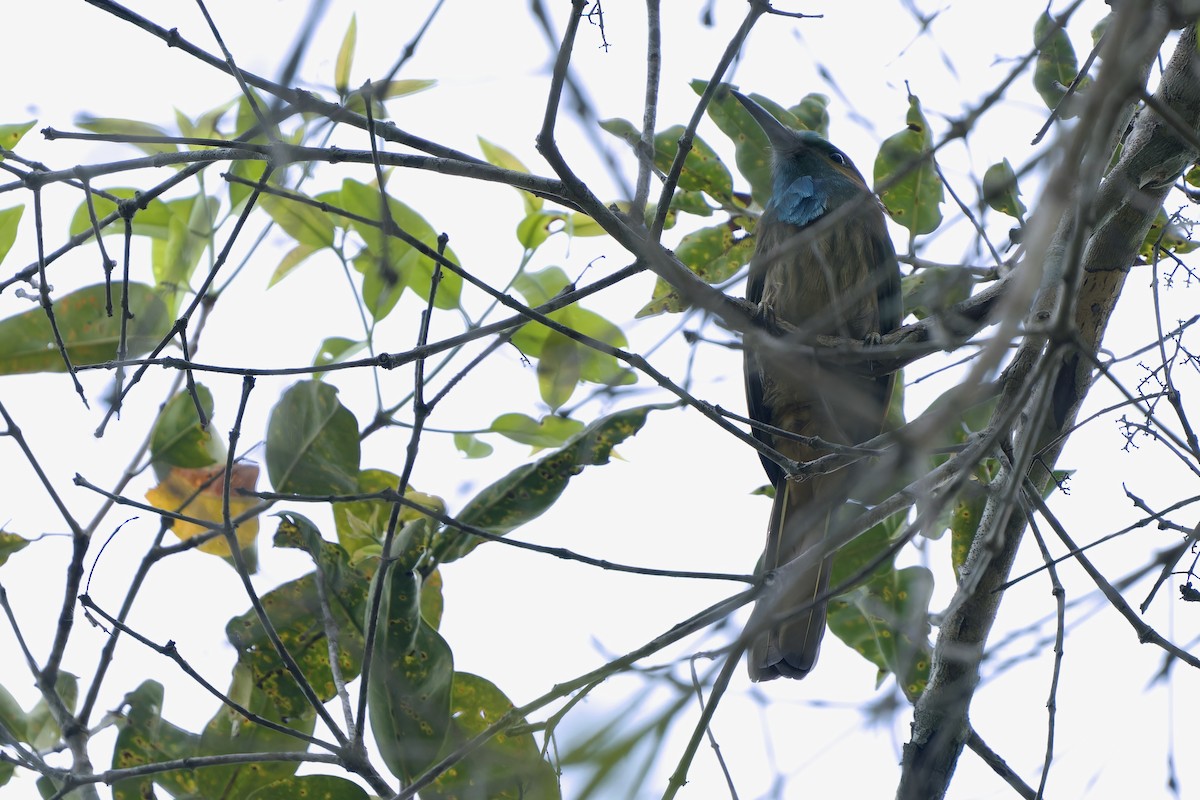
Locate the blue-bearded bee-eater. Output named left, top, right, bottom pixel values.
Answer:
left=734, top=90, right=901, bottom=681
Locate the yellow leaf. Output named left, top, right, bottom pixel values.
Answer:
left=146, top=464, right=261, bottom=556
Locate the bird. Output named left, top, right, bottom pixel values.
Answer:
left=733, top=89, right=901, bottom=681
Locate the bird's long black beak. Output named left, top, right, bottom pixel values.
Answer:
left=731, top=89, right=796, bottom=151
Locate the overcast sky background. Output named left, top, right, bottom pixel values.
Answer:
left=2, top=2, right=1198, bottom=798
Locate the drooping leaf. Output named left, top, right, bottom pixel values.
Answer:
left=1141, top=207, right=1199, bottom=259
left=694, top=80, right=814, bottom=207
left=196, top=662, right=316, bottom=798
left=153, top=194, right=219, bottom=313
left=259, top=193, right=336, bottom=249
left=368, top=565, right=453, bottom=783
left=265, top=380, right=360, bottom=496
left=453, top=432, right=494, bottom=459
left=332, top=468, right=445, bottom=556
left=225, top=514, right=369, bottom=718
left=26, top=673, right=77, bottom=750
left=0, top=205, right=24, bottom=264
left=336, top=178, right=462, bottom=316
left=982, top=159, right=1027, bottom=222
left=825, top=512, right=932, bottom=700
left=438, top=404, right=670, bottom=561
left=489, top=412, right=585, bottom=449
left=145, top=463, right=261, bottom=558
left=536, top=330, right=583, bottom=411
left=1033, top=11, right=1088, bottom=118
left=511, top=268, right=634, bottom=404
left=149, top=384, right=224, bottom=475
left=599, top=118, right=734, bottom=203
left=247, top=774, right=370, bottom=800
left=874, top=93, right=944, bottom=236
left=111, top=681, right=200, bottom=800
left=0, top=682, right=27, bottom=745
left=0, top=282, right=171, bottom=374
left=827, top=565, right=934, bottom=700
left=637, top=223, right=753, bottom=318
left=901, top=266, right=974, bottom=321
left=425, top=672, right=561, bottom=800
left=480, top=136, right=541, bottom=215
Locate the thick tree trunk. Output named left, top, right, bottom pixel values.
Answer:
left=898, top=9, right=1200, bottom=799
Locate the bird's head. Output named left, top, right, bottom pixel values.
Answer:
left=732, top=89, right=872, bottom=221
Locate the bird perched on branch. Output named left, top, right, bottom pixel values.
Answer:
left=734, top=90, right=901, bottom=681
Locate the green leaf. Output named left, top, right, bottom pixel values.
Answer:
left=149, top=384, right=225, bottom=474
left=313, top=336, right=368, bottom=373
left=0, top=121, right=36, bottom=157
left=489, top=413, right=584, bottom=449
left=825, top=513, right=932, bottom=700
left=111, top=681, right=200, bottom=800
left=536, top=331, right=582, bottom=410
left=0, top=530, right=30, bottom=568
left=638, top=223, right=754, bottom=318
left=75, top=115, right=176, bottom=157
left=0, top=682, right=27, bottom=744
left=368, top=566, right=453, bottom=782
left=789, top=93, right=831, bottom=137
left=873, top=93, right=944, bottom=236
left=950, top=480, right=988, bottom=575
left=269, top=242, right=322, bottom=286
left=196, top=662, right=316, bottom=798
left=693, top=80, right=810, bottom=207
left=260, top=193, right=336, bottom=249
left=511, top=268, right=634, bottom=399
left=26, top=673, right=77, bottom=750
left=982, top=159, right=1027, bottom=222
left=153, top=194, right=218, bottom=313
left=335, top=14, right=357, bottom=96
left=517, top=210, right=567, bottom=250
left=669, top=190, right=714, bottom=218
left=439, top=405, right=669, bottom=561
left=346, top=79, right=437, bottom=118
left=247, top=775, right=369, bottom=800
left=1033, top=12, right=1087, bottom=117
left=1141, top=207, right=1199, bottom=258
left=454, top=432, right=494, bottom=459
left=0, top=282, right=171, bottom=374
left=900, top=266, right=973, bottom=321
left=827, top=565, right=933, bottom=700
left=331, top=469, right=445, bottom=556
left=226, top=514, right=369, bottom=715
left=176, top=98, right=237, bottom=145
left=266, top=380, right=361, bottom=495
left=426, top=673, right=561, bottom=800
left=599, top=118, right=733, bottom=203
left=68, top=187, right=170, bottom=239
left=0, top=206, right=24, bottom=264
left=512, top=265, right=569, bottom=306
left=337, top=178, right=462, bottom=317
left=479, top=136, right=541, bottom=214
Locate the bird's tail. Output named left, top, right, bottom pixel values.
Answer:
left=748, top=478, right=835, bottom=681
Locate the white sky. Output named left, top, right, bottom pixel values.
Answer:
left=1, top=2, right=1197, bottom=799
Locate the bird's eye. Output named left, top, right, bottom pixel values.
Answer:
left=829, top=151, right=847, bottom=165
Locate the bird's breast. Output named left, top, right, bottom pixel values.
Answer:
left=754, top=206, right=887, bottom=342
